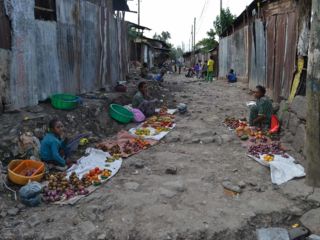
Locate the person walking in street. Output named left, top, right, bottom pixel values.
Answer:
left=194, top=62, right=201, bottom=79
left=206, top=55, right=215, bottom=82
left=249, top=85, right=273, bottom=130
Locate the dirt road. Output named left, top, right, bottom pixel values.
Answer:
left=1, top=75, right=319, bottom=240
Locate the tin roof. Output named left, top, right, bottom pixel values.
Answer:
left=113, top=0, right=131, bottom=12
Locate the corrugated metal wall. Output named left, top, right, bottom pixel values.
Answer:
left=219, top=26, right=249, bottom=80
left=266, top=12, right=298, bottom=102
left=0, top=0, right=11, bottom=49
left=249, top=19, right=266, bottom=89
left=3, top=0, right=129, bottom=108
left=218, top=0, right=306, bottom=102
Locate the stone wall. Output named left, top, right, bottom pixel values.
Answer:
left=279, top=95, right=307, bottom=158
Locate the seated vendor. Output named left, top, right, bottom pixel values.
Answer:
left=40, top=119, right=68, bottom=171
left=140, top=62, right=153, bottom=80
left=227, top=69, right=237, bottom=83
left=132, top=81, right=158, bottom=117
left=249, top=85, right=273, bottom=129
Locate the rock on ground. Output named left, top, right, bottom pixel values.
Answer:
left=300, top=208, right=320, bottom=235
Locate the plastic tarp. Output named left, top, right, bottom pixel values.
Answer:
left=248, top=154, right=305, bottom=185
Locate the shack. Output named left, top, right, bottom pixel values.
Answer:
left=183, top=47, right=219, bottom=76
left=218, top=0, right=310, bottom=102
left=0, top=0, right=131, bottom=110
left=131, top=36, right=170, bottom=68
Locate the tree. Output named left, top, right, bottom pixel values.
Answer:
left=153, top=31, right=171, bottom=43
left=213, top=8, right=236, bottom=37
left=196, top=29, right=218, bottom=52
left=306, top=0, right=320, bottom=187
left=170, top=47, right=184, bottom=60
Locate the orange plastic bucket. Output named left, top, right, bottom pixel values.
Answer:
left=8, top=160, right=45, bottom=185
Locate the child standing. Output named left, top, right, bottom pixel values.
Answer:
left=206, top=55, right=215, bottom=82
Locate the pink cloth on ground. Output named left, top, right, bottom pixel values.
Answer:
left=132, top=108, right=145, bottom=122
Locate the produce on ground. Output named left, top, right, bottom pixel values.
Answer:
left=248, top=142, right=288, bottom=158
left=135, top=128, right=151, bottom=136
left=101, top=169, right=112, bottom=179
left=263, top=154, right=274, bottom=162
left=142, top=114, right=175, bottom=129
left=224, top=117, right=242, bottom=129
left=43, top=172, right=89, bottom=203
left=240, top=135, right=249, bottom=141
left=123, top=138, right=150, bottom=155
left=159, top=106, right=168, bottom=115
left=98, top=144, right=121, bottom=155
left=155, top=127, right=170, bottom=133
left=106, top=154, right=121, bottom=163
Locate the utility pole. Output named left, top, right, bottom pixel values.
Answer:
left=138, top=0, right=141, bottom=26
left=194, top=17, right=196, bottom=50
left=191, top=25, right=193, bottom=52
left=220, top=0, right=222, bottom=16
left=306, top=0, right=320, bottom=187
left=193, top=17, right=196, bottom=65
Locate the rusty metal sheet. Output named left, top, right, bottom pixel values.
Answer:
left=57, top=25, right=80, bottom=94
left=219, top=27, right=248, bottom=79
left=80, top=0, right=100, bottom=92
left=281, top=11, right=297, bottom=99
left=4, top=0, right=129, bottom=108
left=108, top=12, right=120, bottom=86
left=249, top=19, right=266, bottom=90
left=35, top=21, right=61, bottom=99
left=266, top=15, right=276, bottom=93
left=0, top=0, right=11, bottom=49
left=273, top=14, right=286, bottom=102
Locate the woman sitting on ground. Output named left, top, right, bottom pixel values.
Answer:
left=132, top=81, right=158, bottom=117
left=40, top=119, right=68, bottom=171
left=227, top=69, right=237, bottom=83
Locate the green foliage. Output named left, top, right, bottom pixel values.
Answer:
left=196, top=29, right=218, bottom=52
left=153, top=31, right=171, bottom=43
left=214, top=8, right=236, bottom=37
left=170, top=47, right=184, bottom=60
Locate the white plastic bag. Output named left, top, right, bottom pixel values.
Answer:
left=270, top=156, right=305, bottom=185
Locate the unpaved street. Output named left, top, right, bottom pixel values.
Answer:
left=1, top=75, right=319, bottom=240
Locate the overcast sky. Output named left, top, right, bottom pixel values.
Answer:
left=125, top=0, right=253, bottom=50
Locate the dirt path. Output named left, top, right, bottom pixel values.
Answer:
left=1, top=75, right=319, bottom=240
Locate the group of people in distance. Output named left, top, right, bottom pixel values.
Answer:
left=186, top=55, right=215, bottom=81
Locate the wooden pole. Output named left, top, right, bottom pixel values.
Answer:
left=138, top=0, right=140, bottom=26
left=306, top=0, right=320, bottom=187
left=194, top=17, right=196, bottom=65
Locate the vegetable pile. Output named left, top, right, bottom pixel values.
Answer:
left=123, top=138, right=150, bottom=155
left=142, top=115, right=175, bottom=129
left=224, top=117, right=241, bottom=129
left=43, top=172, right=89, bottom=202
left=99, top=144, right=121, bottom=155
left=135, top=128, right=151, bottom=136
left=248, top=142, right=288, bottom=158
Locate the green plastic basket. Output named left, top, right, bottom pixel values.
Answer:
left=51, top=94, right=79, bottom=110
left=109, top=104, right=134, bottom=124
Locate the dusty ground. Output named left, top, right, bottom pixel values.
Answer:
left=0, top=74, right=320, bottom=240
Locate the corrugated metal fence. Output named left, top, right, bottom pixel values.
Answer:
left=3, top=0, right=129, bottom=108
left=219, top=26, right=249, bottom=81
left=219, top=0, right=304, bottom=102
